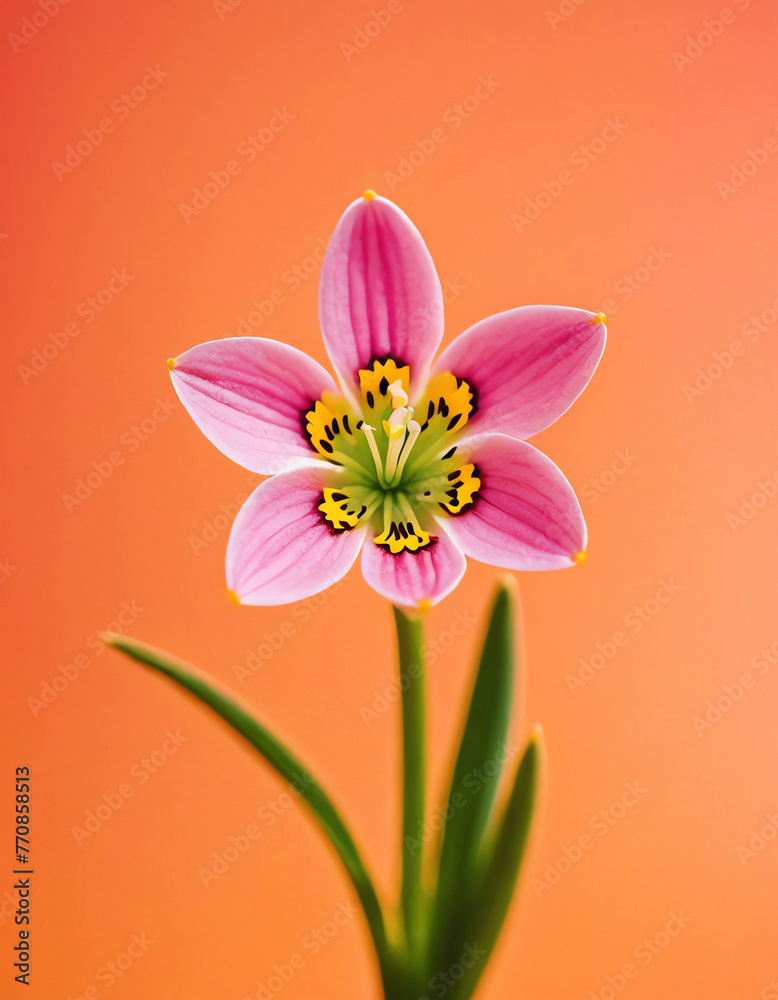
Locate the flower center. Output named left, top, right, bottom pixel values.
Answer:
left=304, top=358, right=481, bottom=552
left=358, top=379, right=421, bottom=488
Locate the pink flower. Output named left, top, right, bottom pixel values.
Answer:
left=169, top=192, right=606, bottom=609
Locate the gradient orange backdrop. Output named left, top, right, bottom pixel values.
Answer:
left=3, top=0, right=778, bottom=996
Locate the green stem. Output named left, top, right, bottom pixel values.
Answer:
left=394, top=606, right=427, bottom=991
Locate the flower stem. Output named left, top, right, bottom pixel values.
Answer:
left=393, top=605, right=427, bottom=992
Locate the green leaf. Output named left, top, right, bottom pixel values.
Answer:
left=427, top=580, right=520, bottom=972
left=104, top=632, right=399, bottom=996
left=447, top=730, right=542, bottom=1000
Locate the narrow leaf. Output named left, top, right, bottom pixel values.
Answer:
left=448, top=730, right=543, bottom=1000
left=104, top=632, right=398, bottom=995
left=428, top=580, right=520, bottom=967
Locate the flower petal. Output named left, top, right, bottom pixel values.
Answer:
left=226, top=467, right=366, bottom=605
left=441, top=433, right=586, bottom=571
left=434, top=306, right=606, bottom=440
left=170, top=337, right=338, bottom=474
left=319, top=194, right=444, bottom=390
left=360, top=529, right=466, bottom=609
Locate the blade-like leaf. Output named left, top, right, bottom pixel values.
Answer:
left=447, top=730, right=543, bottom=1000
left=104, top=632, right=398, bottom=996
left=428, top=580, right=520, bottom=968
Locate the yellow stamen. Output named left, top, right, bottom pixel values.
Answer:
left=227, top=588, right=241, bottom=604
left=390, top=419, right=421, bottom=485
left=363, top=189, right=377, bottom=201
left=573, top=550, right=586, bottom=565
left=382, top=419, right=405, bottom=440
left=593, top=312, right=607, bottom=325
left=417, top=598, right=432, bottom=614
left=167, top=357, right=176, bottom=370
left=388, top=379, right=408, bottom=409
left=383, top=408, right=412, bottom=481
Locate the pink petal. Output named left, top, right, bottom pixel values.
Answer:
left=171, top=337, right=338, bottom=474
left=319, top=194, right=444, bottom=389
left=442, top=433, right=586, bottom=571
left=361, top=529, right=466, bottom=609
left=226, top=467, right=366, bottom=605
left=434, top=306, right=606, bottom=440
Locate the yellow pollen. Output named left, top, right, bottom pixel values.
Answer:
left=362, top=189, right=377, bottom=201
left=573, top=550, right=587, bottom=565
left=593, top=312, right=607, bottom=325
left=382, top=419, right=405, bottom=439
left=388, top=379, right=408, bottom=409
left=417, top=598, right=432, bottom=614
left=227, top=588, right=241, bottom=604
left=167, top=357, right=176, bottom=370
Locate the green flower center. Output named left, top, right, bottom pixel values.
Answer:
left=304, top=358, right=481, bottom=552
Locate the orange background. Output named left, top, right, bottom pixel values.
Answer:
left=3, top=0, right=778, bottom=996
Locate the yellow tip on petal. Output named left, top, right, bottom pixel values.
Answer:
left=362, top=189, right=377, bottom=201
left=593, top=312, right=607, bottom=325
left=573, top=550, right=587, bottom=565
left=227, top=588, right=241, bottom=604
left=417, top=597, right=432, bottom=614
left=167, top=357, right=176, bottom=370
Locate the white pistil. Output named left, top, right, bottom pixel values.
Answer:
left=389, top=419, right=421, bottom=486
left=360, top=423, right=386, bottom=485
